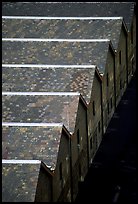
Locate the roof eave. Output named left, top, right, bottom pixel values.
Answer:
left=41, top=161, right=55, bottom=176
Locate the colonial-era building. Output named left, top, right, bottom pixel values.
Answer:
left=3, top=1, right=135, bottom=90
left=2, top=160, right=52, bottom=202
left=2, top=1, right=136, bottom=202
left=2, top=64, right=102, bottom=166
left=2, top=92, right=88, bottom=201
left=2, top=39, right=116, bottom=133
left=2, top=39, right=116, bottom=200
left=2, top=16, right=128, bottom=106
left=2, top=123, right=71, bottom=202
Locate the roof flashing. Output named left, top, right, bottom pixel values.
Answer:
left=2, top=64, right=97, bottom=68
left=2, top=16, right=123, bottom=20
left=2, top=38, right=110, bottom=42
left=2, top=159, right=41, bottom=164
left=2, top=122, right=64, bottom=127
left=2, top=91, right=80, bottom=96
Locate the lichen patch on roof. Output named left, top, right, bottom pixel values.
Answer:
left=2, top=41, right=109, bottom=73
left=2, top=66, right=95, bottom=104
left=2, top=94, right=80, bottom=133
left=2, top=162, right=41, bottom=202
left=2, top=18, right=123, bottom=49
left=2, top=2, right=135, bottom=30
left=2, top=125, right=63, bottom=170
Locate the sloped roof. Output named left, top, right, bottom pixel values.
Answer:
left=2, top=65, right=96, bottom=104
left=2, top=2, right=135, bottom=30
left=2, top=18, right=125, bottom=50
left=2, top=93, right=81, bottom=133
left=2, top=124, right=65, bottom=170
left=2, top=161, right=41, bottom=202
left=2, top=40, right=112, bottom=73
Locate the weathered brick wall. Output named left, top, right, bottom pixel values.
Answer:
left=70, top=100, right=88, bottom=201
left=76, top=99, right=88, bottom=176
left=127, top=14, right=136, bottom=82
left=127, top=31, right=133, bottom=83
left=35, top=166, right=52, bottom=202
left=71, top=159, right=80, bottom=201
left=106, top=46, right=116, bottom=123
left=133, top=14, right=136, bottom=71
left=52, top=130, right=71, bottom=202
left=88, top=72, right=102, bottom=163
left=57, top=176, right=71, bottom=202
left=44, top=94, right=88, bottom=202
left=115, top=26, right=127, bottom=105
left=101, top=47, right=115, bottom=133
left=119, top=26, right=127, bottom=93
left=71, top=149, right=87, bottom=202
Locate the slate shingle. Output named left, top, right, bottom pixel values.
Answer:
left=2, top=125, right=63, bottom=169
left=2, top=94, right=80, bottom=133
left=2, top=2, right=135, bottom=30
left=2, top=41, right=109, bottom=73
left=2, top=18, right=123, bottom=49
left=2, top=66, right=95, bottom=104
left=2, top=162, right=40, bottom=202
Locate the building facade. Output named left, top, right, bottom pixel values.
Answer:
left=2, top=2, right=136, bottom=202
left=2, top=124, right=71, bottom=202
left=2, top=92, right=88, bottom=202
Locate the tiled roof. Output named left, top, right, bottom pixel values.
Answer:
left=2, top=41, right=110, bottom=73
left=2, top=18, right=123, bottom=49
left=2, top=125, right=64, bottom=170
left=2, top=2, right=135, bottom=30
left=2, top=162, right=41, bottom=202
left=2, top=94, right=80, bottom=133
left=2, top=66, right=95, bottom=104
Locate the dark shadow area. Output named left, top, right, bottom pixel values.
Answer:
left=75, top=73, right=136, bottom=203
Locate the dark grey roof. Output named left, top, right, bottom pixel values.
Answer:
left=2, top=94, right=80, bottom=133
left=2, top=162, right=40, bottom=202
left=2, top=125, right=64, bottom=169
left=2, top=66, right=96, bottom=104
left=2, top=41, right=111, bottom=73
left=2, top=2, right=135, bottom=30
left=2, top=18, right=123, bottom=49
